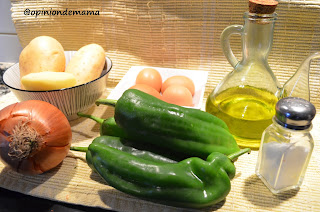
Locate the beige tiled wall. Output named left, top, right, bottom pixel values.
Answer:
left=0, top=0, right=22, bottom=63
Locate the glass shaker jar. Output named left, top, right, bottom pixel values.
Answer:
left=256, top=97, right=316, bottom=194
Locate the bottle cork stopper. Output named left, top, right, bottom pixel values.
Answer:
left=249, top=0, right=278, bottom=14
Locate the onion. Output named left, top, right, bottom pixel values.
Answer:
left=0, top=100, right=72, bottom=175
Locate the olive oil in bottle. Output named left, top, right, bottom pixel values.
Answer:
left=206, top=86, right=278, bottom=149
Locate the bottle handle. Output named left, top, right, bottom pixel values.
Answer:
left=220, top=25, right=244, bottom=68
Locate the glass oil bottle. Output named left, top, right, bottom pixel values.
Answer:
left=206, top=6, right=280, bottom=149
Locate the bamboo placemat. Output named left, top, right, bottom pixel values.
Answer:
left=2, top=0, right=320, bottom=211
left=10, top=0, right=320, bottom=107
left=0, top=88, right=319, bottom=212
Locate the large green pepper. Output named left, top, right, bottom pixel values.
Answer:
left=95, top=89, right=240, bottom=159
left=72, top=141, right=250, bottom=208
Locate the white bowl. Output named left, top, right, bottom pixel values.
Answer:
left=107, top=66, right=208, bottom=109
left=3, top=51, right=112, bottom=121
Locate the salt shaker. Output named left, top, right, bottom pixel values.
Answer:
left=255, top=97, right=316, bottom=194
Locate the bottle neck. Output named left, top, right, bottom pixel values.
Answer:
left=242, top=12, right=277, bottom=61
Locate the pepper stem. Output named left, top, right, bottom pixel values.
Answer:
left=77, top=112, right=104, bottom=124
left=95, top=99, right=117, bottom=107
left=70, top=146, right=88, bottom=152
left=228, top=148, right=251, bottom=162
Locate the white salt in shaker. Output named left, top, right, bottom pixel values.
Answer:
left=256, top=97, right=316, bottom=194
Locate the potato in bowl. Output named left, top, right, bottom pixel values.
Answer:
left=3, top=51, right=112, bottom=120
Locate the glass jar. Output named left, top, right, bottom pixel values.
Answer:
left=206, top=12, right=280, bottom=149
left=255, top=97, right=316, bottom=194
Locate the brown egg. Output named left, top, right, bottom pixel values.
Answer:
left=161, top=76, right=195, bottom=96
left=136, top=68, right=162, bottom=92
left=162, top=85, right=193, bottom=107
left=130, top=84, right=162, bottom=99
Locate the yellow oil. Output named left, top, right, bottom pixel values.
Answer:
left=206, top=86, right=278, bottom=149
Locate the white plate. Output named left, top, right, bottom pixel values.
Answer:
left=108, top=66, right=208, bottom=109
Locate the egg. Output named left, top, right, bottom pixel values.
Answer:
left=162, top=85, right=193, bottom=107
left=161, top=76, right=195, bottom=96
left=130, top=84, right=162, bottom=99
left=136, top=68, right=162, bottom=92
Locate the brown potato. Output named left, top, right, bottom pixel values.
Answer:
left=65, top=44, right=105, bottom=85
left=19, top=36, right=66, bottom=81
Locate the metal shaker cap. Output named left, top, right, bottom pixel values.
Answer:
left=275, top=97, right=316, bottom=130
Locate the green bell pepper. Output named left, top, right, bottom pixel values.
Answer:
left=95, top=89, right=240, bottom=159
left=72, top=140, right=250, bottom=209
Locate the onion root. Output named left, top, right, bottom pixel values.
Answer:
left=8, top=121, right=42, bottom=160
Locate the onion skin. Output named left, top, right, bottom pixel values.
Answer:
left=0, top=100, right=72, bottom=175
